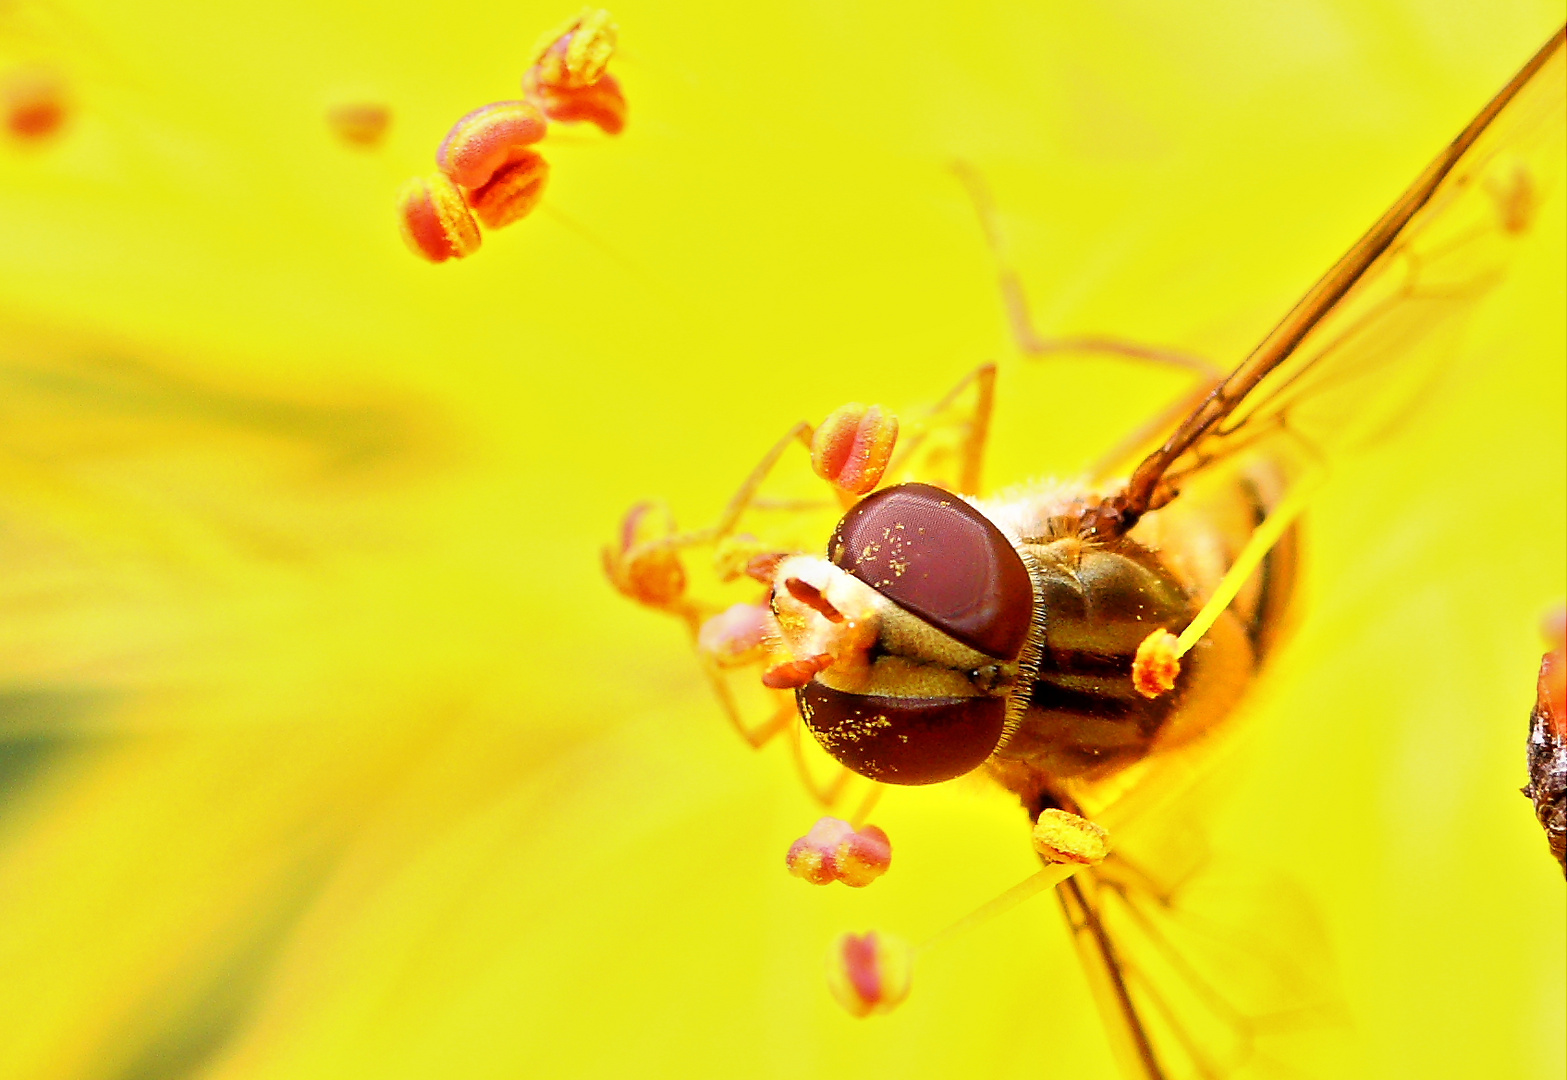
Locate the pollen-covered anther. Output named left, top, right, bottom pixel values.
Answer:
left=437, top=101, right=547, bottom=189
left=524, top=71, right=628, bottom=136
left=4, top=66, right=66, bottom=140
left=697, top=603, right=771, bottom=667
left=786, top=817, right=891, bottom=887
left=602, top=502, right=686, bottom=608
left=466, top=148, right=550, bottom=229
left=761, top=653, right=833, bottom=690
left=1132, top=628, right=1181, bottom=698
left=529, top=8, right=619, bottom=90
left=327, top=102, right=390, bottom=148
left=811, top=403, right=899, bottom=496
left=396, top=173, right=481, bottom=263
left=1032, top=808, right=1110, bottom=866
left=827, top=931, right=913, bottom=1017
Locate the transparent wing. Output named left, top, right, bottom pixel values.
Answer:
left=1061, top=853, right=1348, bottom=1080
left=1115, top=28, right=1566, bottom=521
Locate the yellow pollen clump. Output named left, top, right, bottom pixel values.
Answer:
left=1031, top=808, right=1110, bottom=866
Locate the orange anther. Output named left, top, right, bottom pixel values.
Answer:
left=437, top=101, right=548, bottom=189
left=396, top=173, right=481, bottom=263
left=327, top=102, right=390, bottom=148
left=786, top=817, right=892, bottom=887
left=603, top=502, right=686, bottom=608
left=4, top=67, right=66, bottom=140
left=1131, top=628, right=1181, bottom=698
left=761, top=654, right=832, bottom=690
left=525, top=71, right=628, bottom=136
left=811, top=403, right=899, bottom=497
left=834, top=824, right=892, bottom=887
left=786, top=818, right=848, bottom=885
left=1031, top=808, right=1109, bottom=866
left=827, top=931, right=913, bottom=1017
left=466, top=148, right=550, bottom=229
left=529, top=8, right=619, bottom=91
left=697, top=603, right=771, bottom=667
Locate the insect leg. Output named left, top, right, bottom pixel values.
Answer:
left=951, top=160, right=1220, bottom=377
left=884, top=362, right=996, bottom=496
left=1058, top=874, right=1171, bottom=1080
left=700, top=658, right=797, bottom=749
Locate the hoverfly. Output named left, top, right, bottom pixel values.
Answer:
left=605, top=26, right=1565, bottom=1080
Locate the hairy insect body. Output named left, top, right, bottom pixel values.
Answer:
left=985, top=464, right=1298, bottom=801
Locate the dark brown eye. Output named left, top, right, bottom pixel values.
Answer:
left=798, top=682, right=1007, bottom=785
left=828, top=482, right=1033, bottom=660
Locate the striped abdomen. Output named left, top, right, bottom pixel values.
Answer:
left=992, top=473, right=1297, bottom=782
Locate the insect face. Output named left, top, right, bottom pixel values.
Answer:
left=776, top=482, right=1042, bottom=785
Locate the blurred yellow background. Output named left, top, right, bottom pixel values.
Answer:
left=0, top=1, right=1560, bottom=1078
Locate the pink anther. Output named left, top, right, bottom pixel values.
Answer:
left=786, top=817, right=891, bottom=887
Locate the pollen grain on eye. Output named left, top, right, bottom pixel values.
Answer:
left=786, top=816, right=891, bottom=887
left=827, top=931, right=913, bottom=1017
left=396, top=173, right=481, bottom=263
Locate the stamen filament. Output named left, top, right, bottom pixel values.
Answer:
left=1174, top=474, right=1319, bottom=657
left=918, top=863, right=1081, bottom=954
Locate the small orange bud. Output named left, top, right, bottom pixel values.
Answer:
left=697, top=603, right=771, bottom=667
left=811, top=403, right=898, bottom=497
left=603, top=502, right=686, bottom=608
left=437, top=101, right=547, bottom=189
left=396, top=174, right=481, bottom=263
left=327, top=102, right=390, bottom=148
left=1131, top=628, right=1181, bottom=698
left=827, top=931, right=913, bottom=1017
left=787, top=817, right=892, bottom=887
left=466, top=148, right=550, bottom=229
left=529, top=8, right=618, bottom=90
left=525, top=71, right=628, bottom=136
left=1031, top=808, right=1109, bottom=866
left=4, top=66, right=66, bottom=140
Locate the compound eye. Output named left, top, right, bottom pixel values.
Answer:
left=798, top=682, right=1007, bottom=785
left=829, top=483, right=1033, bottom=660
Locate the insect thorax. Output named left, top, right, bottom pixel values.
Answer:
left=987, top=468, right=1298, bottom=790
